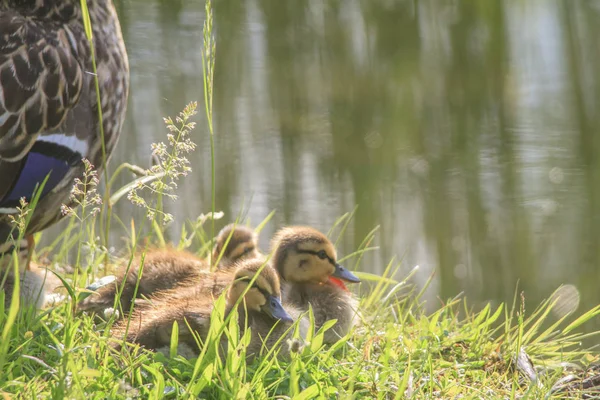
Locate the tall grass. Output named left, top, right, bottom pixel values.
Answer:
left=78, top=0, right=113, bottom=260
left=201, top=0, right=217, bottom=264
left=1, top=0, right=600, bottom=398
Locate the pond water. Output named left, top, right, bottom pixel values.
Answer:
left=45, top=0, right=600, bottom=325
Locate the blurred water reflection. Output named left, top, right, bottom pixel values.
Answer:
left=45, top=0, right=600, bottom=324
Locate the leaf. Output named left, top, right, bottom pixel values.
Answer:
left=85, top=275, right=116, bottom=292
left=254, top=210, right=276, bottom=234
left=189, top=363, right=213, bottom=395
left=109, top=172, right=166, bottom=206
left=49, top=269, right=76, bottom=302
left=563, top=304, right=600, bottom=334
left=143, top=364, right=165, bottom=398
left=353, top=271, right=398, bottom=285
left=78, top=368, right=101, bottom=378
left=311, top=319, right=337, bottom=352
left=295, top=384, right=320, bottom=400
left=170, top=321, right=179, bottom=359
left=152, top=219, right=166, bottom=247
left=78, top=0, right=93, bottom=40
left=337, top=246, right=379, bottom=264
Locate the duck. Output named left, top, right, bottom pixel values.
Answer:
left=213, top=223, right=261, bottom=270
left=112, top=258, right=305, bottom=360
left=78, top=225, right=261, bottom=316
left=1, top=263, right=63, bottom=311
left=270, top=226, right=361, bottom=344
left=0, top=0, right=129, bottom=272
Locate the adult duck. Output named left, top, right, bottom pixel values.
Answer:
left=0, top=0, right=129, bottom=269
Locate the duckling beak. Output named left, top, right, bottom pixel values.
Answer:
left=332, top=264, right=361, bottom=283
left=265, top=295, right=294, bottom=323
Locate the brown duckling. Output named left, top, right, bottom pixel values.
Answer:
left=213, top=223, right=261, bottom=270
left=78, top=248, right=209, bottom=316
left=1, top=263, right=63, bottom=311
left=78, top=225, right=260, bottom=317
left=112, top=259, right=302, bottom=360
left=271, top=226, right=361, bottom=344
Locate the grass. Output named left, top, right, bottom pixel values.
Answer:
left=2, top=250, right=600, bottom=398
left=2, top=0, right=600, bottom=398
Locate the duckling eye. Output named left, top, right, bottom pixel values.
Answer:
left=242, top=247, right=255, bottom=256
left=317, top=250, right=328, bottom=260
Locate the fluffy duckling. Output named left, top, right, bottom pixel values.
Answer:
left=112, top=259, right=303, bottom=360
left=213, top=224, right=261, bottom=270
left=271, top=226, right=361, bottom=344
left=79, top=225, right=260, bottom=317
left=78, top=248, right=208, bottom=317
left=1, top=263, right=63, bottom=311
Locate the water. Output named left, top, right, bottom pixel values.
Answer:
left=44, top=0, right=600, bottom=324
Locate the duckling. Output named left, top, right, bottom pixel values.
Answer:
left=78, top=248, right=209, bottom=317
left=0, top=0, right=129, bottom=271
left=213, top=224, right=262, bottom=270
left=1, top=263, right=63, bottom=311
left=270, top=226, right=361, bottom=344
left=112, top=258, right=303, bottom=360
left=79, top=225, right=264, bottom=317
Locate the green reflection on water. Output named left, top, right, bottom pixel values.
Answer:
left=45, top=0, right=600, bottom=331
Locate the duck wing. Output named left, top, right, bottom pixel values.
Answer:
left=0, top=11, right=86, bottom=205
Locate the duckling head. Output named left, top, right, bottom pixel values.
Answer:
left=227, top=259, right=292, bottom=322
left=213, top=224, right=260, bottom=267
left=270, top=226, right=361, bottom=290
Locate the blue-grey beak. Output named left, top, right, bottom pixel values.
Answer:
left=265, top=295, right=293, bottom=323
left=333, top=264, right=361, bottom=283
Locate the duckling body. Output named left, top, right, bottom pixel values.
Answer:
left=114, top=288, right=214, bottom=351
left=2, top=263, right=62, bottom=311
left=271, top=226, right=361, bottom=344
left=241, top=299, right=308, bottom=360
left=78, top=248, right=209, bottom=316
left=78, top=225, right=260, bottom=316
left=112, top=259, right=302, bottom=360
left=0, top=0, right=129, bottom=268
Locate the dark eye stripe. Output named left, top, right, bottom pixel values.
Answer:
left=236, top=276, right=272, bottom=298
left=296, top=249, right=336, bottom=266
left=241, top=246, right=255, bottom=256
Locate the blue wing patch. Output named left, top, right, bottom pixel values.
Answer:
left=0, top=140, right=83, bottom=208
